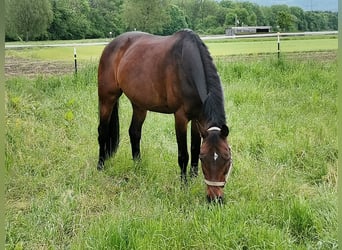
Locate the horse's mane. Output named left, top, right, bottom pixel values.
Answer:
left=177, top=29, right=226, bottom=128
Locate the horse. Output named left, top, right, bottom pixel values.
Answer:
left=97, top=29, right=232, bottom=202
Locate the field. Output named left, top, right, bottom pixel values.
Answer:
left=5, top=35, right=338, bottom=60
left=5, top=37, right=337, bottom=249
left=4, top=35, right=337, bottom=78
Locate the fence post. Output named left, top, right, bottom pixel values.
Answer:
left=74, top=47, right=77, bottom=74
left=277, top=32, right=280, bottom=59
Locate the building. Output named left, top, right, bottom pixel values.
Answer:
left=226, top=26, right=272, bottom=36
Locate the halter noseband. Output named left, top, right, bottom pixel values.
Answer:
left=204, top=163, right=232, bottom=187
left=203, top=126, right=232, bottom=187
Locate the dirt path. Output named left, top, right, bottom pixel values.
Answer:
left=5, top=56, right=76, bottom=78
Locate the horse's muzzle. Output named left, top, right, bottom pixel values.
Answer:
left=206, top=186, right=224, bottom=204
left=207, top=194, right=224, bottom=204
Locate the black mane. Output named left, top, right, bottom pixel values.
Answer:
left=178, top=29, right=226, bottom=128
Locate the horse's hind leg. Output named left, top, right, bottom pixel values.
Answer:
left=190, top=120, right=201, bottom=178
left=129, top=104, right=147, bottom=160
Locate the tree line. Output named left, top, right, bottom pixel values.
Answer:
left=5, top=0, right=338, bottom=41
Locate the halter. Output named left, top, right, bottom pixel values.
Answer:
left=207, top=126, right=221, bottom=132
left=204, top=126, right=232, bottom=187
left=204, top=161, right=232, bottom=187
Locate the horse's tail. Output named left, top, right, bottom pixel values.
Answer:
left=97, top=99, right=120, bottom=170
left=106, top=101, right=120, bottom=157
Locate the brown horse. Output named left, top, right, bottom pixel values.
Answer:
left=97, top=29, right=232, bottom=202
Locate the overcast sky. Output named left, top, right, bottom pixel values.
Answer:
left=234, top=0, right=338, bottom=11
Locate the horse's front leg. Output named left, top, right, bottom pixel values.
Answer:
left=190, top=120, right=201, bottom=178
left=175, top=112, right=189, bottom=184
left=129, top=105, right=147, bottom=161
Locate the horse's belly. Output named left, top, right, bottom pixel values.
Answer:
left=119, top=66, right=182, bottom=113
left=123, top=87, right=178, bottom=114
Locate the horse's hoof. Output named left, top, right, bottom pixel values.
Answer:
left=97, top=162, right=104, bottom=171
left=190, top=165, right=198, bottom=178
left=190, top=171, right=198, bottom=178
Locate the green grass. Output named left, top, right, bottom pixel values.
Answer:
left=5, top=45, right=104, bottom=61
left=207, top=38, right=337, bottom=56
left=5, top=53, right=337, bottom=249
left=5, top=36, right=337, bottom=60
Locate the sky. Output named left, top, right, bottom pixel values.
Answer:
left=234, top=0, right=338, bottom=11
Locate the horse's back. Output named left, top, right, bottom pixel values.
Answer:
left=98, top=30, right=205, bottom=116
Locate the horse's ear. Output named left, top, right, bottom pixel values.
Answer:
left=220, top=125, right=229, bottom=138
left=196, top=122, right=208, bottom=138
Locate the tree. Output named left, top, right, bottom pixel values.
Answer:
left=290, top=6, right=307, bottom=31
left=252, top=4, right=266, bottom=26
left=5, top=0, right=338, bottom=41
left=224, top=10, right=238, bottom=27
left=88, top=0, right=124, bottom=38
left=305, top=12, right=323, bottom=31
left=235, top=8, right=249, bottom=26
left=48, top=0, right=92, bottom=40
left=326, top=12, right=338, bottom=30
left=122, top=0, right=169, bottom=34
left=162, top=5, right=188, bottom=35
left=277, top=11, right=294, bottom=31
left=171, top=0, right=203, bottom=30
left=6, top=0, right=53, bottom=41
left=219, top=0, right=235, bottom=9
left=247, top=12, right=257, bottom=26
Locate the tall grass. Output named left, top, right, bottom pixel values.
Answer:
left=5, top=55, right=337, bottom=249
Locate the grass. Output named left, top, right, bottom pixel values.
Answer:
left=5, top=36, right=338, bottom=60
left=207, top=38, right=337, bottom=56
left=5, top=50, right=337, bottom=249
left=5, top=46, right=104, bottom=61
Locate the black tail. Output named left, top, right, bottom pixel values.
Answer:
left=107, top=101, right=120, bottom=157
left=97, top=101, right=120, bottom=170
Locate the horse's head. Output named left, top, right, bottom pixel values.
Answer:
left=199, top=125, right=232, bottom=203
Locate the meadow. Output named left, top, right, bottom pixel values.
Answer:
left=5, top=37, right=337, bottom=249
left=5, top=35, right=338, bottom=60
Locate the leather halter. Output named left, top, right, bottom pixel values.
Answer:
left=204, top=161, right=232, bottom=187
left=203, top=126, right=232, bottom=187
left=207, top=126, right=221, bottom=132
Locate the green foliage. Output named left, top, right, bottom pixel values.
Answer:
left=48, top=0, right=92, bottom=40
left=5, top=52, right=337, bottom=249
left=290, top=6, right=307, bottom=31
left=122, top=0, right=169, bottom=34
left=87, top=0, right=125, bottom=38
left=4, top=0, right=338, bottom=41
left=277, top=10, right=295, bottom=31
left=5, top=0, right=53, bottom=41
left=162, top=5, right=188, bottom=35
